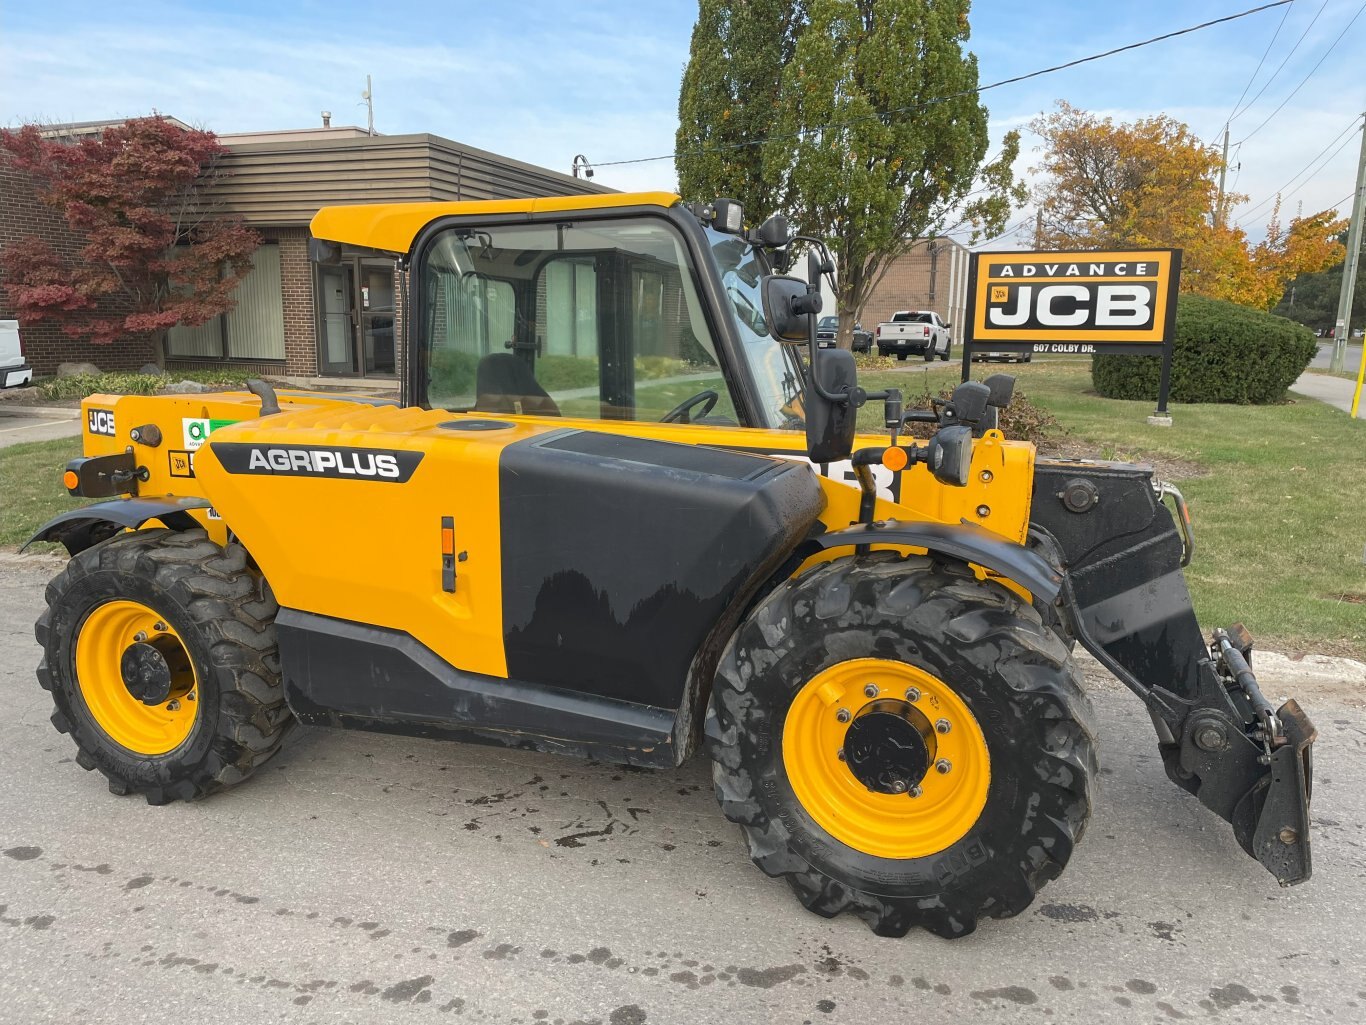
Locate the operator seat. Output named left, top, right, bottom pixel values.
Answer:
left=473, top=352, right=560, bottom=416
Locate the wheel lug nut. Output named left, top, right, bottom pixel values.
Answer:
left=863, top=684, right=878, bottom=698
left=837, top=749, right=846, bottom=761
left=908, top=785, right=923, bottom=798
left=936, top=759, right=952, bottom=774
left=153, top=621, right=167, bottom=632
left=890, top=779, right=907, bottom=794
left=167, top=700, right=181, bottom=712
left=133, top=631, right=147, bottom=642
left=904, top=687, right=921, bottom=702
left=836, top=708, right=851, bottom=723
left=187, top=691, right=196, bottom=702
left=935, top=718, right=951, bottom=734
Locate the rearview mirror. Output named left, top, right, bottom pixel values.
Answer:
left=806, top=348, right=857, bottom=463
left=761, top=275, right=821, bottom=343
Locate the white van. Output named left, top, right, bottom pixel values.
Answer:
left=1, top=320, right=33, bottom=388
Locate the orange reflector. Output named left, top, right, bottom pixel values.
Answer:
left=882, top=446, right=908, bottom=472
left=441, top=526, right=455, bottom=555
left=63, top=470, right=79, bottom=491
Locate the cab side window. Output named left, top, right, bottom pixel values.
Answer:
left=423, top=218, right=736, bottom=424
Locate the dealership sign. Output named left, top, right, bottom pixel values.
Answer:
left=963, top=249, right=1181, bottom=355
left=959, top=248, right=1183, bottom=415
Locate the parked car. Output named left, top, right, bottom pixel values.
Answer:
left=1, top=320, right=33, bottom=388
left=876, top=310, right=952, bottom=361
left=815, top=315, right=872, bottom=353
left=972, top=347, right=1033, bottom=364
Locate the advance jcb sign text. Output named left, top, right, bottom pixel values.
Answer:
left=964, top=249, right=1181, bottom=356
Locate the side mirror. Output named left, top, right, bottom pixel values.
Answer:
left=806, top=348, right=857, bottom=463
left=926, top=425, right=973, bottom=486
left=943, top=321, right=952, bottom=329
left=755, top=213, right=792, bottom=248
left=982, top=374, right=1015, bottom=408
left=761, top=275, right=821, bottom=343
left=942, top=381, right=991, bottom=426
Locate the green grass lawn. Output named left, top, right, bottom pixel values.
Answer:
left=0, top=435, right=85, bottom=548
left=860, top=357, right=1366, bottom=658
left=4, top=359, right=1362, bottom=657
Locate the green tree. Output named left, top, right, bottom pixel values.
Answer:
left=675, top=0, right=802, bottom=220
left=678, top=0, right=1022, bottom=348
left=1273, top=233, right=1365, bottom=334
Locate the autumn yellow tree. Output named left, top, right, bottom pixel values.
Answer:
left=1030, top=102, right=1344, bottom=309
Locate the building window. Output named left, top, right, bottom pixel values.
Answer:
left=166, top=243, right=286, bottom=361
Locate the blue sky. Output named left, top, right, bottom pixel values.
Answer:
left=2, top=0, right=1362, bottom=244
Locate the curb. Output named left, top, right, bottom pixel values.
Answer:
left=0, top=404, right=80, bottom=421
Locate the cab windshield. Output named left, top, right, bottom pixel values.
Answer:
left=704, top=225, right=806, bottom=430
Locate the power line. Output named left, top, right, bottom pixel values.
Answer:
left=1234, top=1, right=1366, bottom=145
left=1221, top=0, right=1295, bottom=132
left=1228, top=0, right=1329, bottom=125
left=594, top=1, right=1293, bottom=169
left=1238, top=114, right=1362, bottom=221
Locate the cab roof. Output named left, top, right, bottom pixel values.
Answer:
left=310, top=191, right=682, bottom=255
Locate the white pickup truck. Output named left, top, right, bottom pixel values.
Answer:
left=1, top=320, right=33, bottom=388
left=875, top=310, right=952, bottom=362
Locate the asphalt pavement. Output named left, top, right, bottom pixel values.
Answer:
left=0, top=403, right=81, bottom=449
left=3, top=551, right=1365, bottom=1025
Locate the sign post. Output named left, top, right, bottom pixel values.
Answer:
left=960, top=248, right=1182, bottom=422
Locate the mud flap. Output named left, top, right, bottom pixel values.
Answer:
left=1030, top=459, right=1316, bottom=886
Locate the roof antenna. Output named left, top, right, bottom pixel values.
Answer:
left=360, top=75, right=375, bottom=136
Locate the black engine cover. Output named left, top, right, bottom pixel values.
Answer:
left=499, top=430, right=825, bottom=709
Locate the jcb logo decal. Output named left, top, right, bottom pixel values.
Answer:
left=87, top=408, right=115, bottom=436
left=168, top=450, right=195, bottom=478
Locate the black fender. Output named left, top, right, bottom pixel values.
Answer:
left=801, top=519, right=1063, bottom=603
left=21, top=497, right=213, bottom=556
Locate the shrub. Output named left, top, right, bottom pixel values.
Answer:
left=36, top=369, right=252, bottom=402
left=1092, top=293, right=1316, bottom=404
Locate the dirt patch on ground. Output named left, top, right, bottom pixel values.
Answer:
left=1039, top=439, right=1209, bottom=482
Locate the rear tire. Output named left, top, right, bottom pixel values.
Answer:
left=35, top=528, right=292, bottom=804
left=705, top=554, right=1096, bottom=938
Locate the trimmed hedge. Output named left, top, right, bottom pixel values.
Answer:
left=1092, top=293, right=1317, bottom=405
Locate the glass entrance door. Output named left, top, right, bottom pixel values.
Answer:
left=318, top=264, right=357, bottom=375
left=316, top=259, right=398, bottom=378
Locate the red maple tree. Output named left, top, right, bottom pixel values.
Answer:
left=0, top=116, right=259, bottom=353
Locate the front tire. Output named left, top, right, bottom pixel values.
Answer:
left=705, top=554, right=1096, bottom=938
left=35, top=528, right=292, bottom=804
left=940, top=339, right=952, bottom=362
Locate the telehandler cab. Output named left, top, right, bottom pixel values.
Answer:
left=28, top=192, right=1315, bottom=938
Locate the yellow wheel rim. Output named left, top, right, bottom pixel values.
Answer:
left=782, top=658, right=990, bottom=860
left=74, top=600, right=198, bottom=756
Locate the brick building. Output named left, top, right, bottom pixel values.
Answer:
left=861, top=237, right=972, bottom=338
left=1, top=120, right=610, bottom=384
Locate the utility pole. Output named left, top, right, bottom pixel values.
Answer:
left=1331, top=113, right=1366, bottom=373
left=1215, top=125, right=1230, bottom=228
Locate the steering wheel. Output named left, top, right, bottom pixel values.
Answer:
left=660, top=389, right=719, bottom=424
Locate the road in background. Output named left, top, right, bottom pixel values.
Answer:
left=2, top=553, right=1364, bottom=1024
left=1310, top=340, right=1363, bottom=375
